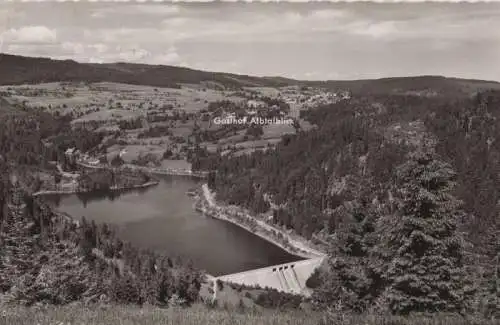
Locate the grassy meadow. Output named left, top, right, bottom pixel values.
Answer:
left=2, top=304, right=498, bottom=325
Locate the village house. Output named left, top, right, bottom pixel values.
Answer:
left=64, top=147, right=81, bottom=164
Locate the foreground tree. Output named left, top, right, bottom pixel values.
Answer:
left=376, top=150, right=473, bottom=315
left=481, top=224, right=499, bottom=319
left=313, top=200, right=381, bottom=313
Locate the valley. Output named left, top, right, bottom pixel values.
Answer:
left=0, top=53, right=499, bottom=324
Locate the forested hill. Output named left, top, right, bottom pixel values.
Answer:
left=313, top=76, right=500, bottom=97
left=199, top=90, right=500, bottom=317
left=0, top=53, right=290, bottom=89
left=1, top=53, right=500, bottom=97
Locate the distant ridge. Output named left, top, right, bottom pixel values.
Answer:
left=0, top=53, right=292, bottom=89
left=1, top=53, right=500, bottom=96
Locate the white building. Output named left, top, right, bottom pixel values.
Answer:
left=65, top=148, right=75, bottom=156
left=247, top=100, right=259, bottom=108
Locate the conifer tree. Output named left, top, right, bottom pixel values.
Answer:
left=313, top=200, right=379, bottom=312
left=482, top=224, right=499, bottom=319
left=78, top=217, right=94, bottom=261
left=378, top=150, right=473, bottom=315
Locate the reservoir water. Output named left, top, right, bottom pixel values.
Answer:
left=43, top=175, right=303, bottom=276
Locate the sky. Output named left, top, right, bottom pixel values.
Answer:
left=1, top=1, right=500, bottom=81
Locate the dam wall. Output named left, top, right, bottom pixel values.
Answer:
left=214, top=256, right=325, bottom=297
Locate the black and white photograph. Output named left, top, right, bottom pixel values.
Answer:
left=0, top=1, right=499, bottom=324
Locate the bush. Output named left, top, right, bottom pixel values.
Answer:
left=216, top=280, right=224, bottom=291
left=163, top=150, right=173, bottom=159
left=305, top=269, right=322, bottom=289
left=110, top=154, right=124, bottom=167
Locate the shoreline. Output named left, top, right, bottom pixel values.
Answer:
left=122, top=164, right=209, bottom=178
left=76, top=161, right=208, bottom=178
left=197, top=184, right=326, bottom=260
left=32, top=180, right=159, bottom=197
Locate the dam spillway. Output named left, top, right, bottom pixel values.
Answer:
left=214, top=256, right=326, bottom=296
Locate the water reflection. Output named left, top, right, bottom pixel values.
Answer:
left=47, top=185, right=156, bottom=208
left=41, top=175, right=303, bottom=276
left=75, top=186, right=153, bottom=206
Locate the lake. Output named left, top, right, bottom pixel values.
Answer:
left=43, top=175, right=303, bottom=276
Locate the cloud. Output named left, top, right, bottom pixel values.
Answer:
left=91, top=5, right=180, bottom=19
left=349, top=21, right=399, bottom=39
left=283, top=12, right=302, bottom=24
left=116, top=47, right=151, bottom=62
left=308, top=9, right=348, bottom=20
left=153, top=9, right=378, bottom=43
left=5, top=44, right=61, bottom=59
left=0, top=7, right=25, bottom=25
left=2, top=26, right=57, bottom=44
left=61, top=42, right=85, bottom=55
left=88, top=43, right=109, bottom=54
left=82, top=7, right=452, bottom=46
left=90, top=12, right=105, bottom=19
left=127, top=5, right=181, bottom=15
left=304, top=71, right=320, bottom=79
left=5, top=44, right=25, bottom=53
left=58, top=42, right=110, bottom=57
left=89, top=28, right=174, bottom=44
left=163, top=17, right=189, bottom=27
left=150, top=47, right=181, bottom=65
left=88, top=57, right=104, bottom=64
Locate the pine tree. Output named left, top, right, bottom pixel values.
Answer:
left=378, top=150, right=473, bottom=315
left=109, top=272, right=142, bottom=305
left=482, top=223, right=499, bottom=319
left=78, top=217, right=94, bottom=261
left=312, top=200, right=380, bottom=313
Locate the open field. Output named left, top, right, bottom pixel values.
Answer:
left=1, top=304, right=498, bottom=325
left=1, top=80, right=332, bottom=164
left=0, top=81, right=245, bottom=116
left=0, top=304, right=320, bottom=325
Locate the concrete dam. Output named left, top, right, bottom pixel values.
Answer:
left=214, top=256, right=326, bottom=297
